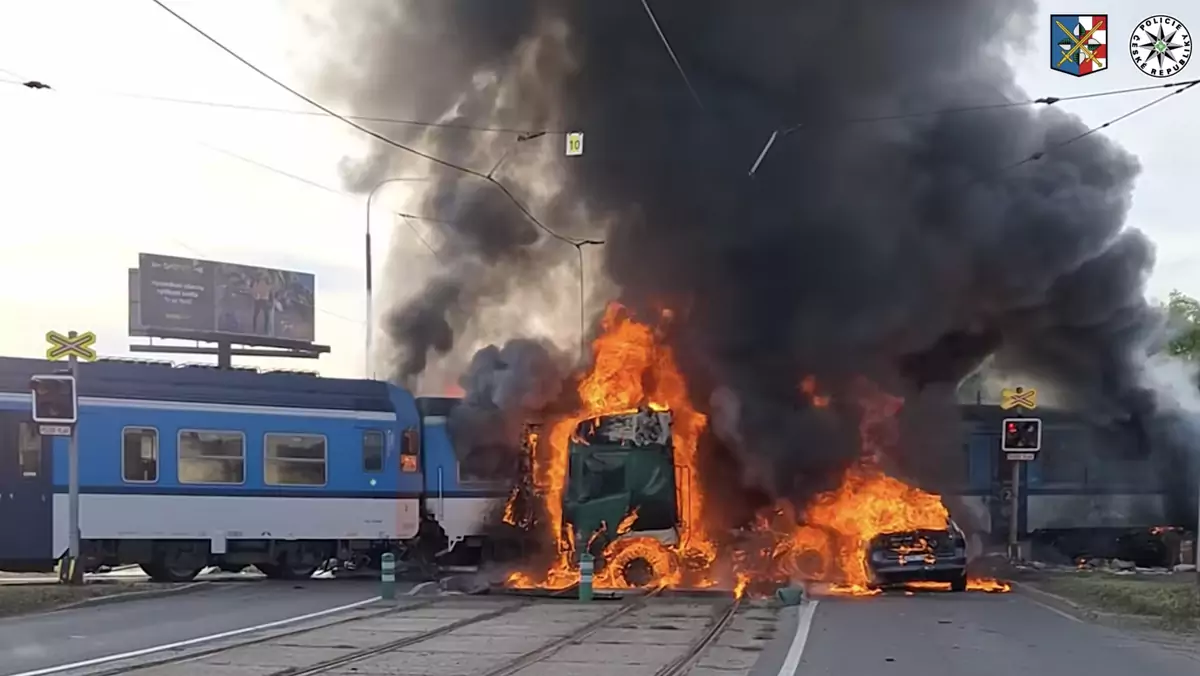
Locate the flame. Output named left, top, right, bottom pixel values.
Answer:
left=616, top=507, right=640, bottom=536
left=507, top=303, right=714, bottom=591
left=502, top=485, right=519, bottom=526
left=799, top=375, right=831, bottom=408
left=503, top=305, right=1010, bottom=597
left=967, top=578, right=1011, bottom=593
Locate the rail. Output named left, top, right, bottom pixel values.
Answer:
left=270, top=601, right=531, bottom=676
left=74, top=597, right=459, bottom=676
left=655, top=596, right=742, bottom=676
left=71, top=587, right=738, bottom=676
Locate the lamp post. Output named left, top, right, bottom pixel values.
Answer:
left=573, top=240, right=604, bottom=362
left=365, top=177, right=429, bottom=379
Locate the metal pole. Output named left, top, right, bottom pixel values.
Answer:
left=577, top=245, right=586, bottom=362
left=365, top=177, right=429, bottom=379
left=1008, top=461, right=1020, bottom=562
left=381, top=552, right=396, bottom=600
left=574, top=241, right=603, bottom=364
left=579, top=551, right=594, bottom=602
left=67, top=335, right=81, bottom=584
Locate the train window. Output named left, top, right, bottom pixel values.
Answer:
left=362, top=431, right=384, bottom=473
left=400, top=428, right=419, bottom=473
left=178, top=430, right=245, bottom=484
left=264, top=434, right=327, bottom=486
left=121, top=427, right=158, bottom=482
left=17, top=423, right=40, bottom=478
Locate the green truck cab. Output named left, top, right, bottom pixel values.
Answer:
left=563, top=408, right=682, bottom=585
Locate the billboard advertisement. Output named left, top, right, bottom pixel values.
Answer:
left=136, top=253, right=316, bottom=344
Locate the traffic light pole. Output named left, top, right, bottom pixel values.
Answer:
left=67, top=349, right=81, bottom=584
left=1007, top=406, right=1022, bottom=562
left=1008, top=458, right=1020, bottom=561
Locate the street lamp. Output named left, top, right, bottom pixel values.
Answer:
left=365, top=177, right=430, bottom=379
left=573, top=240, right=604, bottom=361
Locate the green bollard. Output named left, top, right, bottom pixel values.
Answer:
left=579, top=552, right=594, bottom=602
left=381, top=552, right=396, bottom=600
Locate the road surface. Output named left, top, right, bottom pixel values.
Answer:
left=0, top=578, right=417, bottom=676
left=786, top=589, right=1199, bottom=675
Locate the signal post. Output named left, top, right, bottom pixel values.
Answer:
left=36, top=330, right=97, bottom=584
left=999, top=386, right=1041, bottom=562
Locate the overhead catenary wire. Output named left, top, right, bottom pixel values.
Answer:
left=2, top=77, right=441, bottom=325
left=0, top=82, right=570, bottom=135
left=147, top=0, right=592, bottom=247
left=748, top=77, right=1200, bottom=176
left=992, top=80, right=1199, bottom=177
left=196, top=142, right=446, bottom=263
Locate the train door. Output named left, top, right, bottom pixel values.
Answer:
left=0, top=412, right=54, bottom=567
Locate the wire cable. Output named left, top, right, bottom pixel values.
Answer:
left=749, top=78, right=1200, bottom=176
left=779, top=78, right=1200, bottom=134
left=196, top=143, right=445, bottom=262
left=638, top=0, right=704, bottom=111
left=148, top=0, right=591, bottom=247
left=17, top=84, right=570, bottom=135
left=990, top=80, right=1198, bottom=179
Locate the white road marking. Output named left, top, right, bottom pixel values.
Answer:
left=6, top=596, right=383, bottom=676
left=406, top=580, right=436, bottom=595
left=1023, top=595, right=1083, bottom=623
left=777, top=600, right=819, bottom=676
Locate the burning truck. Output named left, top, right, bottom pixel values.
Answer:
left=498, top=304, right=1007, bottom=596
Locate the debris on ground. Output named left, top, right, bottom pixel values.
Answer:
left=0, top=582, right=170, bottom=618
left=1032, top=572, right=1199, bottom=631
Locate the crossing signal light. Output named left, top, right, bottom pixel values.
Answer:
left=1002, top=417, right=1041, bottom=452
left=31, top=375, right=77, bottom=425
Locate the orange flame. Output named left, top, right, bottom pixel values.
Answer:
left=799, top=375, right=831, bottom=408
left=507, top=303, right=714, bottom=591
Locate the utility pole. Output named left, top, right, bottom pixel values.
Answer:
left=364, top=177, right=429, bottom=379
left=573, top=241, right=604, bottom=363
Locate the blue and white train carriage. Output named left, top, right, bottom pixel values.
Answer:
left=0, top=357, right=504, bottom=580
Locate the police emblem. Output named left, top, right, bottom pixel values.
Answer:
left=1051, top=15, right=1109, bottom=76
left=1130, top=15, right=1192, bottom=78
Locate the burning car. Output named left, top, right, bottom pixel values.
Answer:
left=865, top=518, right=968, bottom=591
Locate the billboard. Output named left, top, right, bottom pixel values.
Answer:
left=135, top=253, right=316, bottom=344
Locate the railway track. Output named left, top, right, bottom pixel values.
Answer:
left=72, top=597, right=453, bottom=676
left=69, top=590, right=746, bottom=676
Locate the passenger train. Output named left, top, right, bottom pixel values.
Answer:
left=0, top=357, right=506, bottom=580
left=0, top=358, right=1181, bottom=579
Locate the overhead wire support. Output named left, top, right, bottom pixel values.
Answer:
left=148, top=0, right=596, bottom=248
left=747, top=77, right=1200, bottom=176
left=638, top=0, right=704, bottom=111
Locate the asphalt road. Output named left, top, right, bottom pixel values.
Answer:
left=790, top=589, right=1200, bottom=675
left=0, top=578, right=411, bottom=676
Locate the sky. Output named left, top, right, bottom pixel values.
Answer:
left=0, top=0, right=1196, bottom=382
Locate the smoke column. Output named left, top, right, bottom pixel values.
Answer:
left=311, top=1, right=1193, bottom=515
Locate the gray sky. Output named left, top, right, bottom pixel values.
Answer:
left=0, top=0, right=1196, bottom=378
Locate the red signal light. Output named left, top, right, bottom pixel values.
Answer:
left=1007, top=423, right=1016, bottom=432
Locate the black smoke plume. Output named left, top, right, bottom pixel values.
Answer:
left=447, top=338, right=570, bottom=478
left=312, top=1, right=1194, bottom=520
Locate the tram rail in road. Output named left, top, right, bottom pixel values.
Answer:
left=14, top=588, right=790, bottom=676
